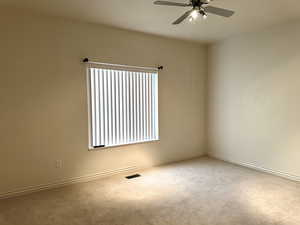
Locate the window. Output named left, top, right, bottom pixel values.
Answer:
left=88, top=66, right=159, bottom=149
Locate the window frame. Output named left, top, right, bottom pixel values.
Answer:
left=86, top=64, right=159, bottom=150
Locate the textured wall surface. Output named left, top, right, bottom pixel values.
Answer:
left=0, top=8, right=207, bottom=194
left=208, top=21, right=300, bottom=179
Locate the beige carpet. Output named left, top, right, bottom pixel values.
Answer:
left=0, top=157, right=299, bottom=225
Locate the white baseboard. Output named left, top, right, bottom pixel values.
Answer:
left=0, top=154, right=205, bottom=200
left=210, top=153, right=300, bottom=182
left=0, top=166, right=141, bottom=200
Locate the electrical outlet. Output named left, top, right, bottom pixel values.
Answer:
left=55, top=160, right=63, bottom=168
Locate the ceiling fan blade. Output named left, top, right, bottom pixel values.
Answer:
left=204, top=6, right=234, bottom=17
left=154, top=1, right=191, bottom=7
left=172, top=9, right=193, bottom=25
left=200, top=0, right=213, bottom=3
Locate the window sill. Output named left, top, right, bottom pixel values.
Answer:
left=88, top=139, right=160, bottom=151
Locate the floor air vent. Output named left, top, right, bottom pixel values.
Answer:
left=126, top=174, right=141, bottom=179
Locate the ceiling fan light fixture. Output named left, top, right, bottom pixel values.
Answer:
left=190, top=9, right=199, bottom=19
left=200, top=9, right=208, bottom=19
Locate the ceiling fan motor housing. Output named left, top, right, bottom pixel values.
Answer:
left=191, top=0, right=209, bottom=8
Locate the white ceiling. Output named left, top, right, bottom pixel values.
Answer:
left=1, top=0, right=300, bottom=43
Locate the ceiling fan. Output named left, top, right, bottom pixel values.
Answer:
left=154, top=0, right=235, bottom=24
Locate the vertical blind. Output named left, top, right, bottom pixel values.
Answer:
left=88, top=67, right=159, bottom=148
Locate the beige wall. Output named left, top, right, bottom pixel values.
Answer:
left=208, top=21, right=300, bottom=179
left=0, top=7, right=207, bottom=195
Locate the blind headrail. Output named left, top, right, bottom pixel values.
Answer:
left=82, top=58, right=163, bottom=71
